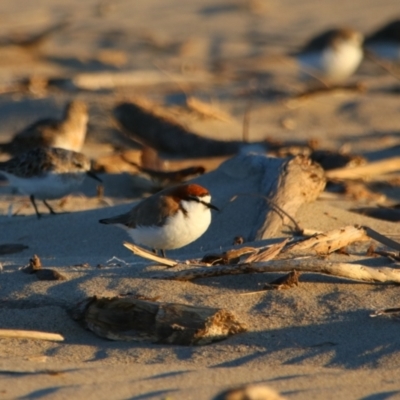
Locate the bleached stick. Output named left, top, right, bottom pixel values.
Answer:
left=326, top=157, right=400, bottom=180
left=123, top=242, right=177, bottom=267
left=0, top=329, right=64, bottom=342
left=159, top=259, right=400, bottom=283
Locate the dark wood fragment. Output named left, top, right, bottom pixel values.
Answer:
left=263, top=270, right=300, bottom=290
left=73, top=296, right=247, bottom=345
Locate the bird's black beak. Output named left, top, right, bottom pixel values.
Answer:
left=204, top=201, right=219, bottom=211
left=86, top=170, right=102, bottom=182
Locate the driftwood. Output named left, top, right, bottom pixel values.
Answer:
left=71, top=70, right=212, bottom=91
left=0, top=329, right=64, bottom=342
left=154, top=225, right=400, bottom=283
left=113, top=102, right=248, bottom=157
left=252, top=155, right=326, bottom=239
left=73, top=296, right=247, bottom=345
left=213, top=384, right=286, bottom=400
left=326, top=157, right=400, bottom=180
left=282, top=225, right=368, bottom=256
left=159, top=259, right=400, bottom=284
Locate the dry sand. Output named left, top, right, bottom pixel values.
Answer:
left=1, top=0, right=400, bottom=399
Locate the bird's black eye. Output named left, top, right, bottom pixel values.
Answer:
left=75, top=162, right=83, bottom=168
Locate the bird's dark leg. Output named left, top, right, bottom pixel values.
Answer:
left=29, top=195, right=41, bottom=219
left=43, top=200, right=57, bottom=215
left=152, top=249, right=166, bottom=258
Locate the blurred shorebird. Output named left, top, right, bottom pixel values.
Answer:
left=0, top=100, right=88, bottom=155
left=0, top=147, right=101, bottom=218
left=294, top=27, right=364, bottom=84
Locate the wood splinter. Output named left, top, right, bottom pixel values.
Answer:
left=0, top=329, right=64, bottom=342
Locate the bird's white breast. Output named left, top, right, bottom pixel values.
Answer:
left=321, top=42, right=363, bottom=80
left=298, top=43, right=363, bottom=82
left=1, top=171, right=85, bottom=199
left=127, top=197, right=212, bottom=250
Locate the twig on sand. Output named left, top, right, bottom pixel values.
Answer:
left=326, top=157, right=400, bottom=180
left=123, top=242, right=177, bottom=267
left=0, top=329, right=64, bottom=342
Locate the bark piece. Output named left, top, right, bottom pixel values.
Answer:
left=264, top=270, right=300, bottom=290
left=22, top=254, right=67, bottom=280
left=74, top=296, right=247, bottom=345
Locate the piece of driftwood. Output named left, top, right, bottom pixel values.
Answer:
left=113, top=101, right=248, bottom=157
left=326, top=157, right=400, bottom=180
left=213, top=384, right=286, bottom=400
left=123, top=242, right=177, bottom=267
left=252, top=155, right=325, bottom=239
left=73, top=296, right=247, bottom=345
left=160, top=258, right=400, bottom=283
left=71, top=70, right=211, bottom=91
left=0, top=329, right=64, bottom=342
left=22, top=254, right=67, bottom=281
left=281, top=225, right=368, bottom=256
left=370, top=307, right=400, bottom=319
left=156, top=225, right=399, bottom=283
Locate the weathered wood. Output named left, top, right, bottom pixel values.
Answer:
left=325, top=157, right=400, bottom=180
left=254, top=155, right=326, bottom=239
left=281, top=225, right=368, bottom=256
left=159, top=258, right=400, bottom=284
left=0, top=329, right=64, bottom=341
left=155, top=225, right=399, bottom=283
left=74, top=296, right=247, bottom=345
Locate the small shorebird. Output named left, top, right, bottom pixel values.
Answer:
left=0, top=100, right=89, bottom=155
left=0, top=147, right=101, bottom=218
left=365, top=19, right=400, bottom=61
left=294, top=27, right=364, bottom=83
left=99, top=183, right=218, bottom=256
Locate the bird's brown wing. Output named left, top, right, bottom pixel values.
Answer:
left=102, top=193, right=181, bottom=228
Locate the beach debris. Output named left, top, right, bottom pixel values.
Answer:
left=22, top=254, right=67, bottom=281
left=0, top=243, right=28, bottom=255
left=155, top=225, right=400, bottom=284
left=123, top=242, right=178, bottom=267
left=73, top=296, right=247, bottom=345
left=263, top=270, right=300, bottom=290
left=201, top=247, right=258, bottom=265
left=325, top=156, right=400, bottom=181
left=0, top=329, right=64, bottom=342
left=213, top=383, right=286, bottom=400
left=370, top=307, right=400, bottom=320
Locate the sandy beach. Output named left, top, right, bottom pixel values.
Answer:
left=1, top=0, right=400, bottom=399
